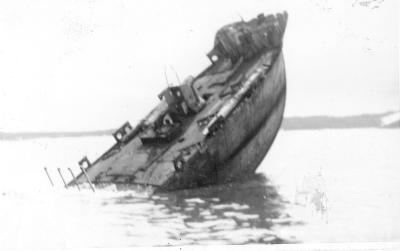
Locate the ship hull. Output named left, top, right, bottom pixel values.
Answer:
left=70, top=12, right=288, bottom=193
left=217, top=82, right=285, bottom=183
left=160, top=52, right=286, bottom=191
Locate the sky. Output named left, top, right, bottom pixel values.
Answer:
left=0, top=0, right=398, bottom=132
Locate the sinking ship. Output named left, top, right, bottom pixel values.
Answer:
left=71, top=12, right=288, bottom=192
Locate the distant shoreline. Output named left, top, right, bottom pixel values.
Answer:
left=282, top=111, right=400, bottom=131
left=1, top=112, right=398, bottom=141
left=0, top=129, right=114, bottom=140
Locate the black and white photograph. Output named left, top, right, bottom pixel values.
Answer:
left=0, top=0, right=399, bottom=250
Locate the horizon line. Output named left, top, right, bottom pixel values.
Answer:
left=1, top=111, right=399, bottom=140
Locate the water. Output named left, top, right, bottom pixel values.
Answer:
left=1, top=126, right=400, bottom=248
left=0, top=135, right=297, bottom=248
left=0, top=174, right=298, bottom=248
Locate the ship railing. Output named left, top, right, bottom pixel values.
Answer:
left=43, top=166, right=95, bottom=192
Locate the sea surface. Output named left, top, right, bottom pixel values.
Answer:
left=1, top=121, right=399, bottom=248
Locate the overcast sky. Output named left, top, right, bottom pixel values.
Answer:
left=0, top=0, right=398, bottom=132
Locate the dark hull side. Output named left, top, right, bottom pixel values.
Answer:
left=159, top=52, right=286, bottom=191
left=217, top=82, right=285, bottom=183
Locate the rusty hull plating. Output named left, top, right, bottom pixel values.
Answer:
left=71, top=12, right=288, bottom=192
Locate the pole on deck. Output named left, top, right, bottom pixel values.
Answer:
left=80, top=167, right=95, bottom=192
left=57, top=168, right=68, bottom=189
left=44, top=167, right=54, bottom=187
left=68, top=168, right=80, bottom=191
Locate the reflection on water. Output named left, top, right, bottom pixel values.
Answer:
left=106, top=174, right=302, bottom=245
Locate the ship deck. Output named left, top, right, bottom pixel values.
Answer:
left=74, top=48, right=278, bottom=186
